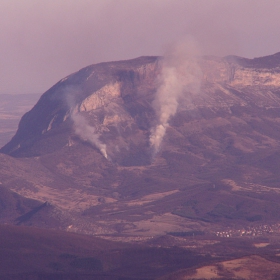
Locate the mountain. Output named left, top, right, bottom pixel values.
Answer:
left=1, top=53, right=280, bottom=239
left=4, top=53, right=280, bottom=160
left=2, top=52, right=280, bottom=279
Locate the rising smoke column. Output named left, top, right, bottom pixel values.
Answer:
left=65, top=89, right=108, bottom=159
left=71, top=113, right=108, bottom=159
left=149, top=38, right=202, bottom=154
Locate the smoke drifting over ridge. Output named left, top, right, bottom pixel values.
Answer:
left=150, top=39, right=202, bottom=154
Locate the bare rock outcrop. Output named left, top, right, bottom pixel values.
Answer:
left=1, top=53, right=280, bottom=166
left=2, top=53, right=280, bottom=234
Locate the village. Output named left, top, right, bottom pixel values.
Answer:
left=215, top=223, right=280, bottom=238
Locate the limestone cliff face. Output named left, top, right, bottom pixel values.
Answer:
left=2, top=53, right=280, bottom=166
left=200, top=56, right=233, bottom=84
left=0, top=56, right=159, bottom=159
left=230, top=67, right=280, bottom=87
left=79, top=82, right=121, bottom=112
left=2, top=53, right=280, bottom=233
left=200, top=54, right=280, bottom=88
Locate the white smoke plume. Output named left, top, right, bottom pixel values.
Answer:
left=150, top=38, right=202, bottom=154
left=65, top=90, right=108, bottom=159
left=71, top=112, right=108, bottom=159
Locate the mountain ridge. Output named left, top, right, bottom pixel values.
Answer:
left=1, top=52, right=280, bottom=238
left=3, top=53, right=280, bottom=158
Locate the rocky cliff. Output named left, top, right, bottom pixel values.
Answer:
left=1, top=53, right=280, bottom=236
left=1, top=56, right=159, bottom=163
left=2, top=53, right=280, bottom=161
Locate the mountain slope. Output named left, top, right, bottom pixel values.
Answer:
left=1, top=53, right=280, bottom=237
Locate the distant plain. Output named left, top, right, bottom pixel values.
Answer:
left=0, top=94, right=40, bottom=148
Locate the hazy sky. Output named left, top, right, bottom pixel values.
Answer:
left=1, top=0, right=280, bottom=94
